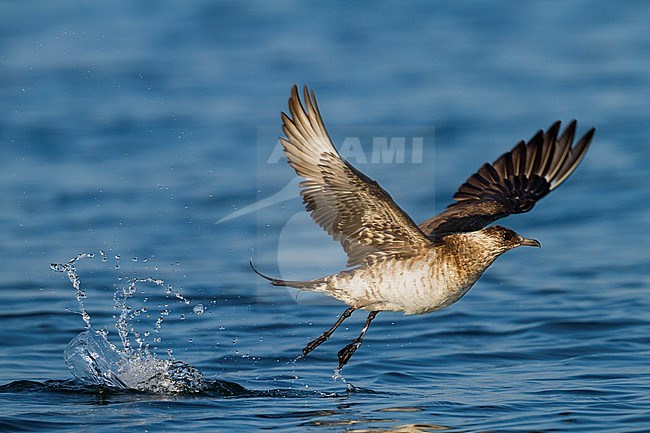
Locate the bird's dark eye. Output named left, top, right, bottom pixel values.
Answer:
left=502, top=230, right=516, bottom=242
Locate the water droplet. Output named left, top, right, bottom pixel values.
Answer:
left=193, top=304, right=204, bottom=315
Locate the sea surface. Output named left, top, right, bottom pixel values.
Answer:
left=1, top=1, right=649, bottom=432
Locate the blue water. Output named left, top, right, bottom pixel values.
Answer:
left=1, top=1, right=649, bottom=431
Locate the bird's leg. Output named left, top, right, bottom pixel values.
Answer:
left=337, top=311, right=378, bottom=370
left=303, top=307, right=356, bottom=357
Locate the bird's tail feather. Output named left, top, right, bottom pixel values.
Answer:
left=249, top=259, right=326, bottom=290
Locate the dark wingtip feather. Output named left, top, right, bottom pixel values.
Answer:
left=549, top=124, right=595, bottom=190
left=421, top=120, right=595, bottom=238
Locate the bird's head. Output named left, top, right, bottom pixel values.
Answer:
left=480, top=225, right=541, bottom=254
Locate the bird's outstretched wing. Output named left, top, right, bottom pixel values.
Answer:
left=419, top=120, right=595, bottom=239
left=281, top=85, right=432, bottom=267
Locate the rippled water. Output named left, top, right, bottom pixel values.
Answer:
left=1, top=1, right=649, bottom=432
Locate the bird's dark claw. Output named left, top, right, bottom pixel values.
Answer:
left=303, top=334, right=327, bottom=357
left=337, top=342, right=360, bottom=370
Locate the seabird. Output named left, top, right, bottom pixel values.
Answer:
left=252, top=85, right=594, bottom=370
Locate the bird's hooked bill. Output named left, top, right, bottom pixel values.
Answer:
left=521, top=237, right=541, bottom=248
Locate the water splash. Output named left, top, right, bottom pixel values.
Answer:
left=50, top=253, right=95, bottom=327
left=52, top=253, right=206, bottom=393
left=63, top=328, right=128, bottom=389
left=63, top=328, right=204, bottom=393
